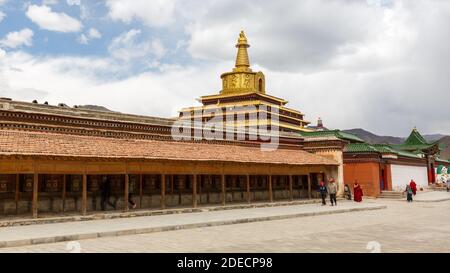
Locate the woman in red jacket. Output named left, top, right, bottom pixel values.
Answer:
left=409, top=179, right=417, bottom=196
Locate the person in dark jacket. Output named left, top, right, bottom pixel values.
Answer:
left=100, top=176, right=116, bottom=210
left=405, top=184, right=413, bottom=202
left=344, top=184, right=352, bottom=200
left=318, top=181, right=327, bottom=205
left=128, top=178, right=137, bottom=209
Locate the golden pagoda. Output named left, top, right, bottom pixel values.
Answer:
left=179, top=31, right=311, bottom=132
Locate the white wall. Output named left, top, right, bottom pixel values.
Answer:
left=391, top=164, right=428, bottom=192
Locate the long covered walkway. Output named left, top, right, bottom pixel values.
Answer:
left=0, top=173, right=324, bottom=218
left=0, top=129, right=338, bottom=219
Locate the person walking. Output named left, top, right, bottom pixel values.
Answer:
left=344, top=184, right=352, bottom=200
left=409, top=179, right=417, bottom=196
left=405, top=184, right=413, bottom=202
left=353, top=181, right=363, bottom=202
left=327, top=178, right=337, bottom=206
left=100, top=176, right=116, bottom=211
left=318, top=180, right=327, bottom=206
left=128, top=177, right=137, bottom=209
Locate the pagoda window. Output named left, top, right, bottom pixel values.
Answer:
left=258, top=79, right=263, bottom=92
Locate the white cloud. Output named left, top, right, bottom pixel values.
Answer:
left=88, top=28, right=101, bottom=39
left=77, top=34, right=88, bottom=45
left=42, top=0, right=59, bottom=5
left=0, top=51, right=218, bottom=117
left=26, top=5, right=82, bottom=33
left=105, top=0, right=175, bottom=27
left=66, top=0, right=80, bottom=6
left=0, top=28, right=34, bottom=49
left=108, top=29, right=166, bottom=61
left=77, top=28, right=101, bottom=45
left=176, top=0, right=450, bottom=135
left=2, top=0, right=450, bottom=136
left=0, top=11, right=5, bottom=23
left=185, top=0, right=386, bottom=72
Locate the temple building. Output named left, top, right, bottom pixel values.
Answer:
left=0, top=32, right=341, bottom=219
left=390, top=127, right=442, bottom=185
left=302, top=128, right=449, bottom=197
left=178, top=31, right=311, bottom=133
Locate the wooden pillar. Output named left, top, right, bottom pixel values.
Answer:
left=221, top=174, right=226, bottom=206
left=62, top=174, right=66, bottom=212
left=268, top=175, right=273, bottom=202
left=307, top=174, right=312, bottom=200
left=199, top=176, right=202, bottom=195
left=81, top=174, right=87, bottom=215
left=289, top=175, right=293, bottom=201
left=192, top=174, right=197, bottom=208
left=161, top=174, right=166, bottom=209
left=198, top=175, right=202, bottom=204
left=15, top=174, right=20, bottom=214
left=32, top=173, right=38, bottom=218
left=246, top=175, right=250, bottom=203
left=139, top=174, right=143, bottom=209
left=124, top=174, right=129, bottom=212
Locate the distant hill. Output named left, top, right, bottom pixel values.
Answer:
left=342, top=128, right=404, bottom=144
left=439, top=136, right=450, bottom=160
left=343, top=128, right=450, bottom=160
left=422, top=134, right=447, bottom=142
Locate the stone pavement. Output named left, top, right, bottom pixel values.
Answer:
left=413, top=191, right=450, bottom=202
left=1, top=198, right=449, bottom=253
left=0, top=200, right=385, bottom=248
left=0, top=199, right=320, bottom=227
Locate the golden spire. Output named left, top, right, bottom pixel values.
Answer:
left=234, top=31, right=251, bottom=72
left=219, top=31, right=265, bottom=94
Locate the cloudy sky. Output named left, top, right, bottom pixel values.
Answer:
left=0, top=0, right=449, bottom=136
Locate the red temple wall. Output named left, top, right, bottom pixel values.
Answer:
left=343, top=162, right=381, bottom=197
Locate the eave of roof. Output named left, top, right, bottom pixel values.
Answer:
left=344, top=143, right=422, bottom=159
left=0, top=129, right=338, bottom=166
left=300, top=130, right=365, bottom=143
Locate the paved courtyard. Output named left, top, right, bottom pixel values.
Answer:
left=1, top=192, right=450, bottom=253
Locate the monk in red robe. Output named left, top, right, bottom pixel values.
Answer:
left=409, top=179, right=417, bottom=196
left=353, top=182, right=363, bottom=202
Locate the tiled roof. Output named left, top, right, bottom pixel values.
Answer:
left=393, top=128, right=439, bottom=152
left=300, top=130, right=365, bottom=143
left=344, top=143, right=379, bottom=153
left=0, top=129, right=338, bottom=166
left=0, top=98, right=175, bottom=126
left=404, top=128, right=428, bottom=146
left=344, top=143, right=422, bottom=159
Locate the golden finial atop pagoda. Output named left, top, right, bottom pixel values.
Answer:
left=220, top=31, right=265, bottom=94
left=234, top=31, right=251, bottom=72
